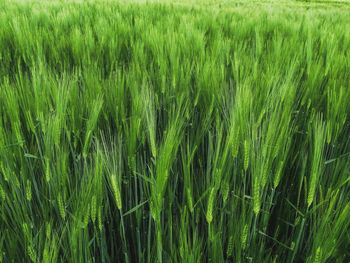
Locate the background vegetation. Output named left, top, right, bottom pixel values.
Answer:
left=0, top=0, right=349, bottom=262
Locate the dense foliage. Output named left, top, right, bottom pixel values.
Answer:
left=0, top=0, right=350, bottom=262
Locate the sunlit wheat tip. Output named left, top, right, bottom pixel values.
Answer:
left=244, top=139, right=250, bottom=171
left=0, top=184, right=5, bottom=201
left=313, top=247, right=321, bottom=263
left=57, top=193, right=66, bottom=220
left=83, top=204, right=90, bottom=228
left=206, top=187, right=216, bottom=224
left=98, top=207, right=103, bottom=231
left=91, top=195, right=97, bottom=223
left=241, top=224, right=248, bottom=250
left=186, top=187, right=194, bottom=213
left=111, top=174, right=122, bottom=210
left=26, top=180, right=32, bottom=201
left=28, top=245, right=36, bottom=262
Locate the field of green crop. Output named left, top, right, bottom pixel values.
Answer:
left=0, top=0, right=350, bottom=262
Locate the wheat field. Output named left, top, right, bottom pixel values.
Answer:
left=0, top=0, right=349, bottom=262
